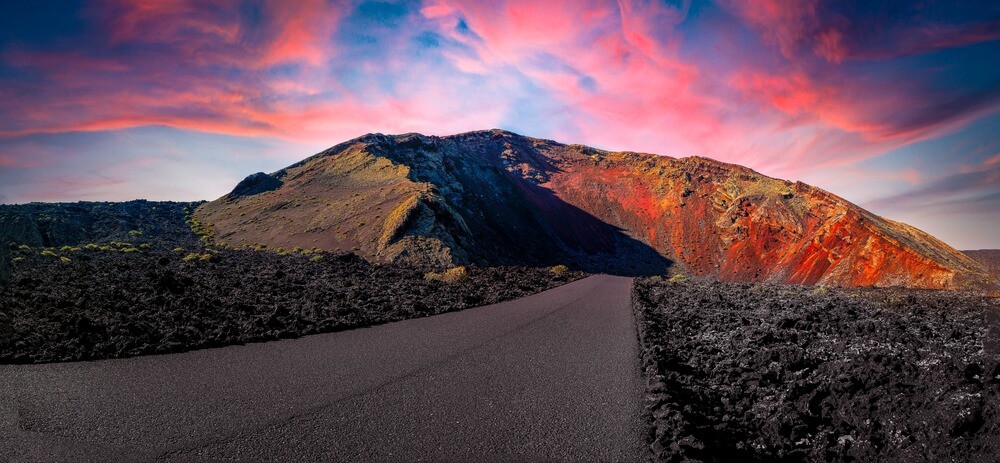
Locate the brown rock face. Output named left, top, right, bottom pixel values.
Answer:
left=196, top=130, right=996, bottom=289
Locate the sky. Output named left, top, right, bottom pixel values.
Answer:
left=0, top=0, right=998, bottom=249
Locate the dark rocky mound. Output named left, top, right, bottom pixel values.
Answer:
left=0, top=200, right=200, bottom=249
left=0, top=245, right=583, bottom=363
left=633, top=278, right=1000, bottom=462
left=228, top=172, right=282, bottom=198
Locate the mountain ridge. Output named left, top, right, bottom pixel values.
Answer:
left=194, top=129, right=996, bottom=289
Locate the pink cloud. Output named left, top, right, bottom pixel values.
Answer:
left=99, top=0, right=342, bottom=68
left=718, top=0, right=820, bottom=60
left=1, top=0, right=998, bottom=187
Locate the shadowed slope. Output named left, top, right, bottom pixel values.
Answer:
left=196, top=130, right=995, bottom=289
left=197, top=131, right=670, bottom=275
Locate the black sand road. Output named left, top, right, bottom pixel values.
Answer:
left=0, top=275, right=645, bottom=462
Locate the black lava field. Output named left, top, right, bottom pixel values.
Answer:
left=0, top=246, right=581, bottom=363
left=633, top=278, right=1000, bottom=462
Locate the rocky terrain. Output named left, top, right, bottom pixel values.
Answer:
left=0, top=244, right=9, bottom=285
left=196, top=130, right=994, bottom=289
left=0, top=200, right=201, bottom=249
left=0, top=244, right=582, bottom=363
left=633, top=277, right=1000, bottom=462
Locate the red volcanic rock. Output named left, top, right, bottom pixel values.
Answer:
left=196, top=130, right=996, bottom=289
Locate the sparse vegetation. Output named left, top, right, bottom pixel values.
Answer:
left=549, top=264, right=569, bottom=275
left=424, top=266, right=469, bottom=283
left=668, top=273, right=689, bottom=284
left=811, top=284, right=830, bottom=296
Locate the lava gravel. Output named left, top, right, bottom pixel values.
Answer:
left=0, top=246, right=583, bottom=363
left=633, top=278, right=1000, bottom=462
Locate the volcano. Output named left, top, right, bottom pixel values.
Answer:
left=194, top=130, right=995, bottom=289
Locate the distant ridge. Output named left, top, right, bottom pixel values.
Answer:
left=195, top=130, right=996, bottom=289
left=964, top=250, right=1000, bottom=281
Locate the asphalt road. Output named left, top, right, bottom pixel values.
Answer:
left=0, top=275, right=645, bottom=462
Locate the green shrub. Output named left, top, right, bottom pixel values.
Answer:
left=199, top=253, right=215, bottom=262
left=121, top=247, right=140, bottom=253
left=310, top=254, right=324, bottom=262
left=139, top=243, right=151, bottom=249
left=40, top=250, right=58, bottom=258
left=549, top=264, right=570, bottom=275
left=59, top=256, right=71, bottom=263
left=83, top=243, right=100, bottom=250
left=59, top=245, right=74, bottom=252
left=183, top=253, right=200, bottom=262
left=425, top=266, right=468, bottom=283
left=811, top=285, right=830, bottom=297
left=129, top=229, right=143, bottom=236
left=17, top=244, right=30, bottom=250
left=668, top=273, right=689, bottom=284
left=173, top=247, right=185, bottom=253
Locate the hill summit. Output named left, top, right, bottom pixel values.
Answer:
left=195, top=130, right=995, bottom=289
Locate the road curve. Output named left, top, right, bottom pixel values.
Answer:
left=0, top=275, right=645, bottom=462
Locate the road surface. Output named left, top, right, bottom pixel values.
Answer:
left=0, top=275, right=645, bottom=462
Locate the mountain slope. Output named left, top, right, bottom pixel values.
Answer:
left=964, top=250, right=1000, bottom=280
left=195, top=130, right=995, bottom=289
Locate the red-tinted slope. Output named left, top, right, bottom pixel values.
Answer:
left=543, top=150, right=990, bottom=288
left=196, top=130, right=996, bottom=289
